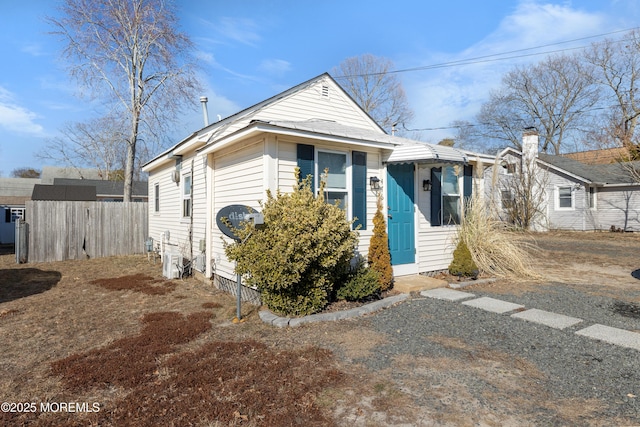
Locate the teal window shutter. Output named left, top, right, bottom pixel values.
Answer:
left=352, top=151, right=367, bottom=230
left=463, top=164, right=473, bottom=201
left=430, top=167, right=442, bottom=226
left=297, top=144, right=315, bottom=189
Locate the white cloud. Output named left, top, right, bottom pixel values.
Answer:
left=198, top=16, right=262, bottom=47
left=404, top=1, right=611, bottom=143
left=0, top=87, right=45, bottom=137
left=258, top=59, right=291, bottom=76
left=21, top=42, right=46, bottom=57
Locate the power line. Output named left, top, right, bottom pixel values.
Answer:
left=333, top=27, right=640, bottom=79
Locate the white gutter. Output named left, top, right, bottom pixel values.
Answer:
left=198, top=122, right=396, bottom=156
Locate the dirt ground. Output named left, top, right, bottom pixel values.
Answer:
left=0, top=231, right=639, bottom=426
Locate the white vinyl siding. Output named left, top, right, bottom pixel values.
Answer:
left=595, top=186, right=640, bottom=231
left=194, top=77, right=381, bottom=149
left=147, top=151, right=208, bottom=260
left=211, top=140, right=265, bottom=280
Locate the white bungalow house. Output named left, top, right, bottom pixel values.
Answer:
left=142, top=73, right=490, bottom=294
left=488, top=130, right=640, bottom=231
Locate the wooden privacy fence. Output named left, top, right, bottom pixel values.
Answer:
left=25, top=201, right=148, bottom=262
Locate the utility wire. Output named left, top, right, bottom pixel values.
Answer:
left=333, top=27, right=640, bottom=79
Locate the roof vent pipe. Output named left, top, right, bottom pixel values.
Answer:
left=200, top=96, right=209, bottom=127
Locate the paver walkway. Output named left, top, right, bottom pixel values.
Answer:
left=421, top=288, right=640, bottom=352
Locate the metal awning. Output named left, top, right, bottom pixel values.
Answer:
left=385, top=143, right=469, bottom=164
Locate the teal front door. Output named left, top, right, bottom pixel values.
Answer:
left=387, top=163, right=415, bottom=265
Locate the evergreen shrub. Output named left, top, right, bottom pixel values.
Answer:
left=336, top=259, right=381, bottom=301
left=224, top=170, right=358, bottom=316
left=448, top=240, right=479, bottom=278
left=367, top=194, right=393, bottom=291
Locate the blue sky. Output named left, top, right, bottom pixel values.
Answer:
left=1, top=0, right=639, bottom=176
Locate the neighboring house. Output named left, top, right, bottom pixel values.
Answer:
left=0, top=171, right=148, bottom=244
left=53, top=179, right=148, bottom=202
left=0, top=178, right=39, bottom=244
left=489, top=131, right=640, bottom=231
left=143, top=73, right=491, bottom=288
left=32, top=184, right=97, bottom=201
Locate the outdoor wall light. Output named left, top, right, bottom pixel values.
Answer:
left=369, top=176, right=382, bottom=191
left=422, top=179, right=431, bottom=191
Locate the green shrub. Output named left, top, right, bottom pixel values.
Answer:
left=368, top=194, right=393, bottom=291
left=224, top=169, right=358, bottom=316
left=336, top=260, right=381, bottom=301
left=448, top=240, right=479, bottom=278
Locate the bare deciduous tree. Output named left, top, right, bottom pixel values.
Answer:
left=331, top=54, right=414, bottom=133
left=474, top=53, right=599, bottom=154
left=39, top=114, right=128, bottom=180
left=493, top=155, right=549, bottom=230
left=48, top=0, right=200, bottom=200
left=585, top=30, right=640, bottom=184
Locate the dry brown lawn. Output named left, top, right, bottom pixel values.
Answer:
left=0, top=230, right=639, bottom=426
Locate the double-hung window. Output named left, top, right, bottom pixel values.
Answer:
left=557, top=186, right=573, bottom=209
left=430, top=164, right=472, bottom=226
left=317, top=150, right=348, bottom=210
left=297, top=144, right=366, bottom=230
left=182, top=173, right=192, bottom=217
left=442, top=166, right=461, bottom=225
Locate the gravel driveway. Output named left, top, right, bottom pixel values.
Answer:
left=324, top=232, right=640, bottom=426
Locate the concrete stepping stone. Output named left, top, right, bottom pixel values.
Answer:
left=420, top=288, right=475, bottom=301
left=461, top=296, right=524, bottom=314
left=575, top=324, right=640, bottom=351
left=511, top=308, right=583, bottom=329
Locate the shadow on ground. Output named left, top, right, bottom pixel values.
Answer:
left=0, top=268, right=62, bottom=303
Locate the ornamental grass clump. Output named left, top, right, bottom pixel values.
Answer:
left=456, top=193, right=540, bottom=279
left=224, top=169, right=359, bottom=316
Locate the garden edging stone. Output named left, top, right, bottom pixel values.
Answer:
left=259, top=294, right=409, bottom=327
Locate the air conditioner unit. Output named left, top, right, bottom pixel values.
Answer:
left=162, top=251, right=180, bottom=279
left=171, top=170, right=180, bottom=183
left=194, top=253, right=206, bottom=272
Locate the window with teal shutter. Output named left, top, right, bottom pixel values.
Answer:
left=352, top=151, right=366, bottom=230
left=296, top=144, right=315, bottom=189
left=463, top=164, right=473, bottom=201
left=430, top=167, right=442, bottom=226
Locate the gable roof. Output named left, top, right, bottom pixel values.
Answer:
left=538, top=153, right=640, bottom=185
left=143, top=73, right=384, bottom=172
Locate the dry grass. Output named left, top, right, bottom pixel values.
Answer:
left=457, top=195, right=541, bottom=279
left=1, top=233, right=639, bottom=426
